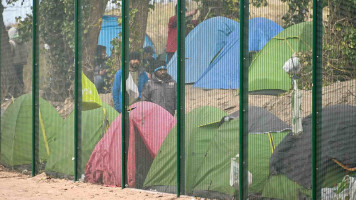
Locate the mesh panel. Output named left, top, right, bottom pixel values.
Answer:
left=1, top=0, right=33, bottom=173
left=1, top=1, right=354, bottom=199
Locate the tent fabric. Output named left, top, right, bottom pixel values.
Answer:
left=98, top=15, right=156, bottom=57
left=220, top=106, right=290, bottom=134
left=45, top=103, right=118, bottom=177
left=144, top=106, right=289, bottom=198
left=269, top=104, right=356, bottom=189
left=248, top=22, right=313, bottom=93
left=193, top=18, right=283, bottom=89
left=82, top=72, right=102, bottom=111
left=0, top=94, right=63, bottom=167
left=85, top=101, right=176, bottom=187
left=167, top=17, right=238, bottom=83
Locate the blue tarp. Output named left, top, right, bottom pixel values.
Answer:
left=98, top=15, right=156, bottom=57
left=194, top=17, right=283, bottom=89
left=167, top=17, right=239, bottom=83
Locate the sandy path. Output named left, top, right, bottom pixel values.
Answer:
left=0, top=166, right=193, bottom=200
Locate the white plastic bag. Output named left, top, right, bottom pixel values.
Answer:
left=229, top=154, right=252, bottom=187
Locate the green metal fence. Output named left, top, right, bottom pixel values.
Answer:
left=1, top=0, right=355, bottom=199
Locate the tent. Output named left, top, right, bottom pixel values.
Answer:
left=98, top=15, right=156, bottom=57
left=194, top=17, right=283, bottom=89
left=167, top=17, right=238, bottom=83
left=82, top=72, right=102, bottom=111
left=144, top=106, right=290, bottom=199
left=45, top=103, right=118, bottom=177
left=248, top=22, right=313, bottom=94
left=0, top=94, right=63, bottom=168
left=262, top=104, right=356, bottom=200
left=85, top=101, right=176, bottom=188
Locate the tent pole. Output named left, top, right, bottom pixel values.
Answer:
left=32, top=0, right=39, bottom=177
left=177, top=0, right=186, bottom=196
left=74, top=0, right=82, bottom=181
left=121, top=0, right=129, bottom=189
left=239, top=0, right=249, bottom=199
left=312, top=0, right=323, bottom=199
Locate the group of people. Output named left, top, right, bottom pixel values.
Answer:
left=104, top=5, right=199, bottom=116
left=112, top=50, right=177, bottom=116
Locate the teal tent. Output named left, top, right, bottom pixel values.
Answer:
left=45, top=103, right=118, bottom=177
left=0, top=94, right=63, bottom=168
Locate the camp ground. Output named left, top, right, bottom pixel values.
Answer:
left=1, top=1, right=355, bottom=199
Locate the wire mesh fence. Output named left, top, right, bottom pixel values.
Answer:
left=0, top=0, right=355, bottom=199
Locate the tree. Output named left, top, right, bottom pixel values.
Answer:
left=1, top=3, right=23, bottom=98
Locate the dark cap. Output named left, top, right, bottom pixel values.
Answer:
left=129, top=51, right=141, bottom=61
left=143, top=46, right=154, bottom=54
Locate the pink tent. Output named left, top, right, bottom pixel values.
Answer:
left=85, top=101, right=176, bottom=187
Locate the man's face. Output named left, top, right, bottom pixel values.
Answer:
left=101, top=51, right=107, bottom=60
left=129, top=59, right=140, bottom=70
left=144, top=52, right=152, bottom=59
left=155, top=69, right=167, bottom=77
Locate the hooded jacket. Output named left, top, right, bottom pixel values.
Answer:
left=112, top=69, right=149, bottom=113
left=141, top=73, right=176, bottom=116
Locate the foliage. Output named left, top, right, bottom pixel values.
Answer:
left=193, top=0, right=267, bottom=21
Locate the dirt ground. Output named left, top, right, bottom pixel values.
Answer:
left=0, top=165, right=193, bottom=200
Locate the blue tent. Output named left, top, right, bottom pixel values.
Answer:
left=194, top=17, right=283, bottom=89
left=167, top=17, right=239, bottom=83
left=98, top=15, right=156, bottom=57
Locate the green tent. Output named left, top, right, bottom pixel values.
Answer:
left=144, top=106, right=289, bottom=198
left=0, top=94, right=63, bottom=168
left=249, top=22, right=313, bottom=94
left=45, top=103, right=118, bottom=177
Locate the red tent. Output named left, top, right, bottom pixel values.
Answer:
left=85, top=101, right=176, bottom=187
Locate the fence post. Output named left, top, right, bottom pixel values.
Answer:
left=312, top=0, right=323, bottom=199
left=177, top=0, right=186, bottom=196
left=74, top=0, right=82, bottom=181
left=121, top=0, right=129, bottom=189
left=32, top=0, right=39, bottom=177
left=239, top=0, right=249, bottom=199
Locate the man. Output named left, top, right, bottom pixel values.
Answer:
left=94, top=45, right=109, bottom=93
left=142, top=46, right=156, bottom=77
left=166, top=5, right=198, bottom=63
left=8, top=27, right=28, bottom=95
left=112, top=52, right=149, bottom=113
left=141, top=61, right=177, bottom=116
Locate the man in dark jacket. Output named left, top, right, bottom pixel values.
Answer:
left=141, top=61, right=177, bottom=116
left=142, top=46, right=156, bottom=76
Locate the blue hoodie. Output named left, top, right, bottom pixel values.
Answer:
left=112, top=69, right=149, bottom=112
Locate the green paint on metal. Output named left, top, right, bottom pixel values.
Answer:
left=121, top=0, right=129, bottom=189
left=239, top=0, right=249, bottom=199
left=74, top=0, right=82, bottom=181
left=177, top=0, right=186, bottom=196
left=32, top=0, right=39, bottom=177
left=312, top=0, right=323, bottom=199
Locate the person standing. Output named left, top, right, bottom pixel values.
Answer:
left=112, top=52, right=149, bottom=113
left=166, top=5, right=198, bottom=63
left=94, top=45, right=109, bottom=93
left=8, top=27, right=28, bottom=95
left=141, top=61, right=177, bottom=116
left=142, top=46, right=156, bottom=76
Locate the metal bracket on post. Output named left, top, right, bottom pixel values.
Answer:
left=177, top=0, right=186, bottom=197
left=312, top=0, right=323, bottom=199
left=239, top=0, right=249, bottom=199
left=32, top=0, right=40, bottom=177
